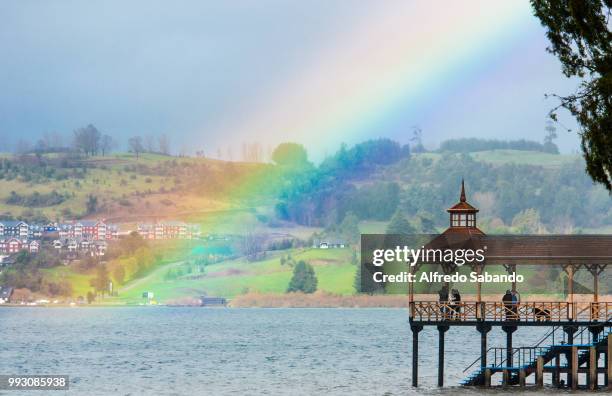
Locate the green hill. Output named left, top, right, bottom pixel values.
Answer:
left=107, top=247, right=356, bottom=304
left=1, top=145, right=610, bottom=305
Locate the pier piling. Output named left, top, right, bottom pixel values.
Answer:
left=502, top=326, right=516, bottom=367
left=411, top=325, right=422, bottom=387
left=477, top=323, right=491, bottom=369
left=589, top=346, right=597, bottom=390
left=437, top=325, right=449, bottom=387
left=571, top=346, right=578, bottom=390
left=536, top=356, right=543, bottom=387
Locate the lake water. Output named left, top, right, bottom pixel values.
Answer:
left=0, top=308, right=563, bottom=395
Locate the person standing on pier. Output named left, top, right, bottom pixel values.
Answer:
left=450, top=289, right=461, bottom=319
left=438, top=285, right=449, bottom=320
left=511, top=290, right=520, bottom=320
left=502, top=290, right=513, bottom=320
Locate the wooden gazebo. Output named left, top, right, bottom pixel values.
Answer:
left=408, top=180, right=612, bottom=390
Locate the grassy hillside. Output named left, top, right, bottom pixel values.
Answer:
left=105, top=247, right=356, bottom=304
left=414, top=150, right=579, bottom=168
left=3, top=147, right=609, bottom=305
left=0, top=152, right=266, bottom=223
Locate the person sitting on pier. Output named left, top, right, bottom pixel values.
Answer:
left=533, top=306, right=551, bottom=321
left=502, top=290, right=514, bottom=320
left=438, top=285, right=449, bottom=320
left=450, top=289, right=461, bottom=319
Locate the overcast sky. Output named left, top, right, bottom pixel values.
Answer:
left=0, top=1, right=582, bottom=159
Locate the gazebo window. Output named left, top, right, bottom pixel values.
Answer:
left=450, top=213, right=476, bottom=227
left=467, top=214, right=475, bottom=227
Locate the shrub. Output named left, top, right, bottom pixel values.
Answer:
left=287, top=261, right=317, bottom=294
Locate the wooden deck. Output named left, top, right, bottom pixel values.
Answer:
left=409, top=301, right=612, bottom=324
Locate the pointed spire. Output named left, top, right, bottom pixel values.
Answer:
left=460, top=178, right=466, bottom=202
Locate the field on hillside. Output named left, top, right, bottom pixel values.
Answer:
left=468, top=150, right=579, bottom=167
left=414, top=150, right=579, bottom=168
left=103, top=247, right=356, bottom=304
left=0, top=153, right=264, bottom=222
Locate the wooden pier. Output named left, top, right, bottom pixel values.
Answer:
left=410, top=301, right=612, bottom=389
left=407, top=181, right=612, bottom=389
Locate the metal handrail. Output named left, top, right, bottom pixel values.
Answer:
left=411, top=301, right=612, bottom=322
left=463, top=325, right=559, bottom=374
left=534, top=325, right=559, bottom=348
left=463, top=347, right=495, bottom=373
left=462, top=325, right=612, bottom=381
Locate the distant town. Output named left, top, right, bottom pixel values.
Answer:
left=0, top=220, right=200, bottom=264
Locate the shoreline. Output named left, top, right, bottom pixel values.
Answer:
left=2, top=292, right=610, bottom=308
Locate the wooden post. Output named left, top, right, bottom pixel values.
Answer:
left=589, top=346, right=597, bottom=390
left=437, top=325, right=448, bottom=387
left=409, top=265, right=415, bottom=304
left=592, top=267, right=598, bottom=303
left=552, top=350, right=560, bottom=387
left=502, top=369, right=509, bottom=387
left=536, top=356, right=544, bottom=387
left=502, top=326, right=516, bottom=368
left=411, top=325, right=422, bottom=387
left=564, top=325, right=577, bottom=389
left=519, top=368, right=526, bottom=387
left=484, top=368, right=491, bottom=387
left=571, top=346, right=578, bottom=390
left=567, top=265, right=574, bottom=311
left=481, top=330, right=486, bottom=369
left=477, top=323, right=491, bottom=369
left=472, top=263, right=482, bottom=304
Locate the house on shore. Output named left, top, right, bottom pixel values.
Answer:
left=0, top=287, right=13, bottom=304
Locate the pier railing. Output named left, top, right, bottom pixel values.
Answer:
left=410, top=301, right=612, bottom=323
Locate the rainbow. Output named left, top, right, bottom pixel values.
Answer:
left=213, top=1, right=532, bottom=159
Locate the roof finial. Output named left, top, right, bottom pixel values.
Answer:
left=460, top=178, right=466, bottom=202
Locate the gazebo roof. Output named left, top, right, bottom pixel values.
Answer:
left=422, top=234, right=612, bottom=266
left=447, top=179, right=479, bottom=212
left=483, top=234, right=612, bottom=265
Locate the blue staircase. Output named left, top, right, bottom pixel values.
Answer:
left=461, top=327, right=611, bottom=386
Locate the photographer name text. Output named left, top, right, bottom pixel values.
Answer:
left=372, top=271, right=524, bottom=284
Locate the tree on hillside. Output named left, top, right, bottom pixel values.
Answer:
left=86, top=194, right=98, bottom=215
left=90, top=263, right=110, bottom=296
left=100, top=134, right=116, bottom=156
left=512, top=208, right=546, bottom=234
left=411, top=126, right=426, bottom=153
left=272, top=143, right=309, bottom=166
left=531, top=0, right=612, bottom=190
left=73, top=124, right=101, bottom=156
left=353, top=260, right=362, bottom=293
left=386, top=209, right=415, bottom=235
left=339, top=211, right=360, bottom=243
left=86, top=291, right=95, bottom=304
left=112, top=264, right=125, bottom=285
left=543, top=121, right=559, bottom=154
left=416, top=211, right=437, bottom=233
left=144, top=134, right=156, bottom=153
left=287, top=261, right=317, bottom=293
left=128, top=136, right=144, bottom=159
